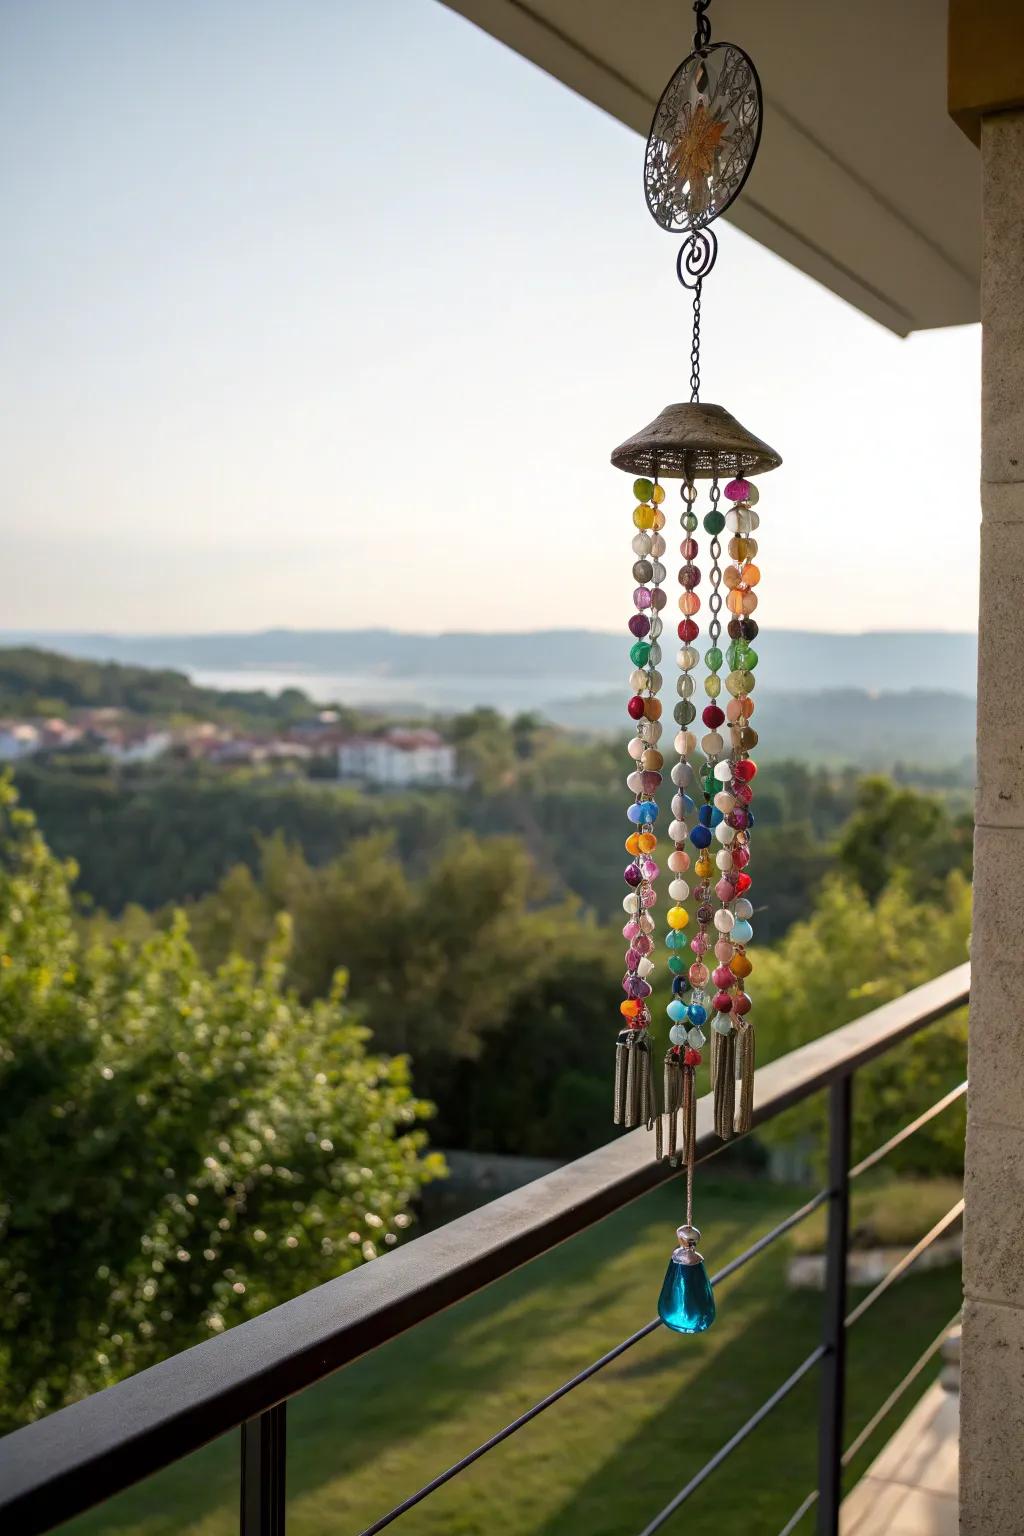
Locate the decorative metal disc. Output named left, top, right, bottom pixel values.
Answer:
left=644, top=42, right=762, bottom=233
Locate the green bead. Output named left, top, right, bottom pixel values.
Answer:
left=703, top=511, right=726, bottom=535
left=726, top=669, right=756, bottom=697
left=704, top=674, right=721, bottom=698
left=666, top=931, right=688, bottom=951
left=630, top=640, right=652, bottom=667
left=633, top=477, right=654, bottom=504
left=682, top=512, right=698, bottom=532
left=668, top=954, right=686, bottom=974
left=726, top=641, right=744, bottom=670
left=743, top=646, right=758, bottom=670
left=702, top=773, right=716, bottom=796
left=674, top=701, right=696, bottom=725
left=704, top=646, right=722, bottom=671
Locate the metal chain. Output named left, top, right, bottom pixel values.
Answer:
left=707, top=481, right=723, bottom=644
left=689, top=279, right=702, bottom=403
left=693, top=0, right=712, bottom=51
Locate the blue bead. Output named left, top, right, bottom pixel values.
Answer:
left=658, top=1254, right=716, bottom=1333
left=731, top=919, right=753, bottom=945
left=690, top=826, right=712, bottom=848
left=746, top=811, right=755, bottom=827
left=681, top=793, right=695, bottom=813
left=710, top=807, right=724, bottom=826
left=667, top=999, right=688, bottom=1022
left=687, top=1003, right=707, bottom=1025
left=666, top=931, right=688, bottom=950
left=672, top=975, right=690, bottom=997
left=626, top=803, right=644, bottom=824
left=698, top=804, right=714, bottom=826
left=638, top=801, right=659, bottom=823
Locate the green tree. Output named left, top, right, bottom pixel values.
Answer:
left=752, top=872, right=971, bottom=1174
left=836, top=775, right=972, bottom=900
left=0, top=781, right=442, bottom=1432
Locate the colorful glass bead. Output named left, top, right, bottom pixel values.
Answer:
left=633, top=477, right=654, bottom=502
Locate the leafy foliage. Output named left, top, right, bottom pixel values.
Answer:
left=0, top=781, right=441, bottom=1431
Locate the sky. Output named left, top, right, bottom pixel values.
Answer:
left=0, top=0, right=981, bottom=636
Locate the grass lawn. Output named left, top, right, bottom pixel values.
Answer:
left=65, top=1175, right=962, bottom=1536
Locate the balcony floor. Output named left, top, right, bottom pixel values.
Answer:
left=841, top=1383, right=958, bottom=1535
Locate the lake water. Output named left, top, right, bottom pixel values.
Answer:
left=189, top=668, right=588, bottom=715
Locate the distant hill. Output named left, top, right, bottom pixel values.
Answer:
left=0, top=628, right=978, bottom=698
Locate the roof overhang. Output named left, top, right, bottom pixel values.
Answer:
left=441, top=0, right=980, bottom=335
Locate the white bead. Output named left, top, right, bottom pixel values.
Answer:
left=702, top=732, right=724, bottom=756
left=668, top=850, right=689, bottom=873
left=648, top=615, right=663, bottom=638
left=648, top=642, right=662, bottom=664
left=671, top=762, right=691, bottom=786
left=677, top=646, right=699, bottom=671
left=647, top=669, right=663, bottom=693
left=639, top=719, right=662, bottom=741
left=716, top=850, right=735, bottom=870
left=714, top=760, right=733, bottom=782
left=715, top=822, right=736, bottom=844
left=623, top=893, right=640, bottom=913
left=627, top=771, right=643, bottom=793
left=733, top=898, right=753, bottom=920
left=628, top=737, right=645, bottom=760
left=747, top=509, right=760, bottom=529
left=714, top=908, right=735, bottom=932
left=669, top=878, right=689, bottom=901
left=714, top=791, right=735, bottom=813
left=632, top=532, right=652, bottom=556
left=669, top=1023, right=688, bottom=1046
left=650, top=534, right=666, bottom=557
left=671, top=793, right=687, bottom=818
left=677, top=674, right=694, bottom=699
left=674, top=730, right=696, bottom=755
left=668, top=819, right=688, bottom=843
left=744, top=484, right=760, bottom=506
left=639, top=913, right=655, bottom=933
left=637, top=956, right=655, bottom=978
left=650, top=560, right=666, bottom=583
left=629, top=668, right=647, bottom=692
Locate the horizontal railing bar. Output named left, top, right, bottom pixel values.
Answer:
left=356, top=1191, right=830, bottom=1536
left=775, top=1487, right=818, bottom=1536
left=849, top=1081, right=967, bottom=1181
left=845, top=1199, right=964, bottom=1330
left=0, top=962, right=969, bottom=1536
left=772, top=1307, right=961, bottom=1535
left=841, top=1309, right=961, bottom=1467
left=634, top=1346, right=827, bottom=1536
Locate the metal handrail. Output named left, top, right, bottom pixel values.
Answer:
left=0, top=962, right=970, bottom=1535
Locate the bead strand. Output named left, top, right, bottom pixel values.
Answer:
left=665, top=476, right=700, bottom=1071
left=618, top=476, right=667, bottom=1126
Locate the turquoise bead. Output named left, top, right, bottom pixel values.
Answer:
left=732, top=919, right=753, bottom=944
left=630, top=640, right=652, bottom=666
left=658, top=1255, right=716, bottom=1334
left=666, top=931, right=688, bottom=951
left=668, top=955, right=686, bottom=974
left=667, top=998, right=688, bottom=1022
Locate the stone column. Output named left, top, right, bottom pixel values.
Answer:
left=960, top=106, right=1024, bottom=1536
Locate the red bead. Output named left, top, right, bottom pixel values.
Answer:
left=702, top=704, right=725, bottom=728
left=733, top=992, right=752, bottom=1016
left=734, top=758, right=757, bottom=782
left=731, top=845, right=750, bottom=869
left=627, top=695, right=646, bottom=719
left=683, top=1046, right=702, bottom=1066
left=735, top=872, right=752, bottom=895
left=678, top=618, right=699, bottom=642
left=712, top=964, right=733, bottom=988
left=680, top=538, right=699, bottom=560
left=713, top=990, right=733, bottom=1012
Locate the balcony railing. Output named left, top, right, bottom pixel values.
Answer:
left=0, top=962, right=970, bottom=1536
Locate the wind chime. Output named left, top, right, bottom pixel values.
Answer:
left=612, top=0, right=780, bottom=1334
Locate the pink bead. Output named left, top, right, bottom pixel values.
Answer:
left=733, top=783, right=754, bottom=805
left=633, top=586, right=652, bottom=610
left=713, top=991, right=733, bottom=1012
left=634, top=934, right=653, bottom=955
left=640, top=886, right=657, bottom=908
left=691, top=933, right=710, bottom=955
left=623, top=920, right=640, bottom=940
left=715, top=939, right=735, bottom=961
left=640, top=858, right=659, bottom=880
left=625, top=948, right=640, bottom=968
left=689, top=963, right=709, bottom=986
left=712, top=964, right=733, bottom=988
left=715, top=877, right=737, bottom=902
left=725, top=478, right=752, bottom=502
left=732, top=845, right=751, bottom=868
left=680, top=538, right=699, bottom=560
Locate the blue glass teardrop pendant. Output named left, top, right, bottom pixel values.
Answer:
left=658, top=1242, right=716, bottom=1334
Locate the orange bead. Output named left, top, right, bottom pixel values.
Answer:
left=727, top=588, right=758, bottom=615
left=723, top=566, right=742, bottom=590
left=731, top=953, right=753, bottom=979
left=643, top=697, right=662, bottom=720
left=620, top=999, right=641, bottom=1019
left=653, top=508, right=666, bottom=529
left=741, top=563, right=761, bottom=587
left=679, top=592, right=701, bottom=616
left=626, top=833, right=643, bottom=855
left=637, top=832, right=657, bottom=853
